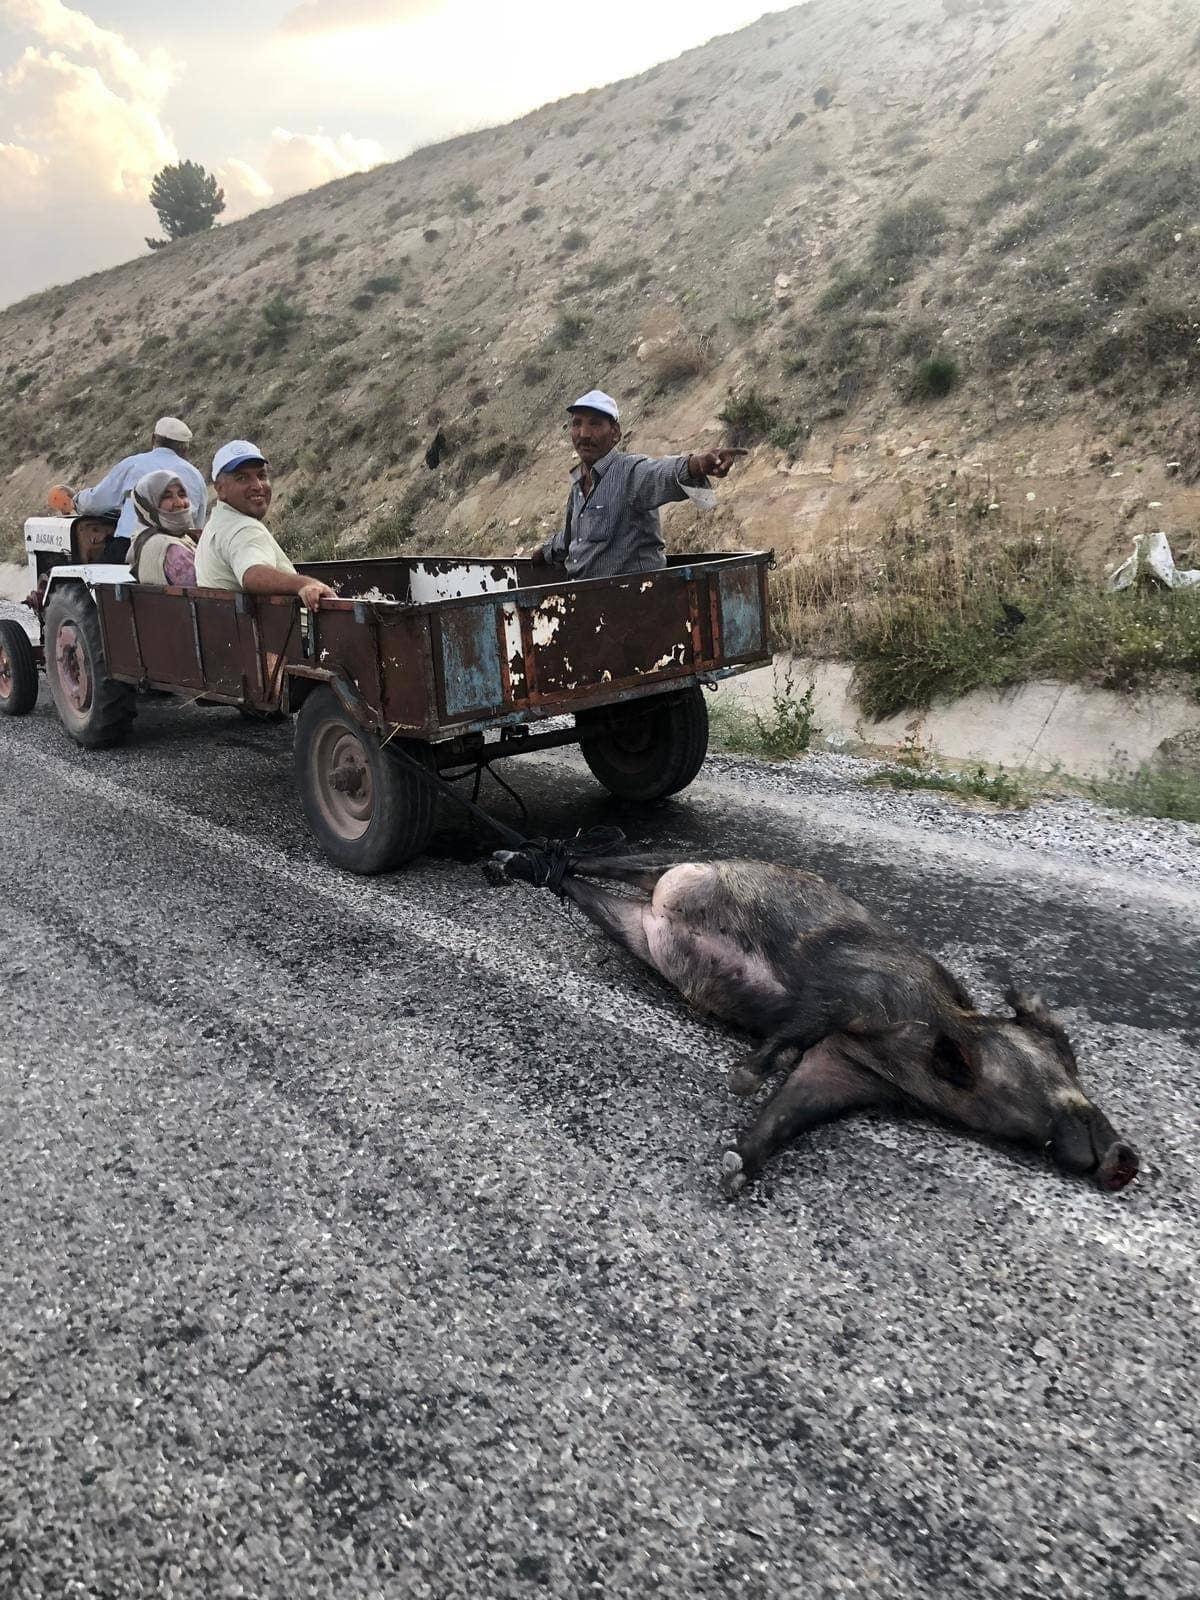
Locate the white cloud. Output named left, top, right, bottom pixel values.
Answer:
left=0, top=1, right=178, bottom=303
left=220, top=127, right=384, bottom=219
left=280, top=0, right=443, bottom=36
left=0, top=139, right=46, bottom=197
left=1, top=0, right=173, bottom=96
left=6, top=45, right=176, bottom=198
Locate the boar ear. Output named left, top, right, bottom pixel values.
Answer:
left=1005, top=987, right=1056, bottom=1026
left=929, top=1031, right=978, bottom=1089
left=1005, top=987, right=1078, bottom=1070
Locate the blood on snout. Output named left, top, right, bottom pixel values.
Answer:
left=1097, top=1143, right=1139, bottom=1191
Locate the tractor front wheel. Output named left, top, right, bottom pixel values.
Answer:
left=43, top=587, right=135, bottom=747
left=0, top=620, right=38, bottom=717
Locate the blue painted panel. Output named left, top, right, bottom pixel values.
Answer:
left=441, top=604, right=503, bottom=717
left=719, top=566, right=764, bottom=660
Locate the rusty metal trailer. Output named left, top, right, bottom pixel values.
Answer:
left=2, top=534, right=772, bottom=872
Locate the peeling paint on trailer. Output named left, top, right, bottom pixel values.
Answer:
left=650, top=640, right=690, bottom=672
left=409, top=561, right=520, bottom=603
left=530, top=608, right=563, bottom=647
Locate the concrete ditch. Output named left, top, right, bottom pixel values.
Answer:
left=718, top=655, right=1200, bottom=780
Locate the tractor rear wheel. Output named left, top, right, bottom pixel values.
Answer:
left=577, top=684, right=709, bottom=802
left=44, top=586, right=135, bottom=748
left=0, top=620, right=38, bottom=717
left=293, top=687, right=437, bottom=873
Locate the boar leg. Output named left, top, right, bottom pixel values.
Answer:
left=721, top=1040, right=895, bottom=1197
left=566, top=853, right=679, bottom=893
left=727, top=1035, right=805, bottom=1097
left=559, top=876, right=652, bottom=964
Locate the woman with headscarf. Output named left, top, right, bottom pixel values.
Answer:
left=128, top=469, right=199, bottom=586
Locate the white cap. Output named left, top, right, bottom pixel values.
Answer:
left=154, top=415, right=193, bottom=443
left=567, top=389, right=620, bottom=423
left=212, top=439, right=268, bottom=480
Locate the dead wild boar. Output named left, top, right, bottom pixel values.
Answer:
left=487, top=848, right=1139, bottom=1195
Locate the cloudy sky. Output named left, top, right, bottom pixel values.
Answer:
left=0, top=0, right=795, bottom=309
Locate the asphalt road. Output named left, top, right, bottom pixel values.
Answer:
left=1, top=681, right=1197, bottom=1599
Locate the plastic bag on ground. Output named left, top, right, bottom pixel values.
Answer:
left=1108, top=531, right=1200, bottom=591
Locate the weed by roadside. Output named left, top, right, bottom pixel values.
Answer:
left=1084, top=764, right=1200, bottom=824
left=709, top=670, right=819, bottom=759
left=769, top=515, right=1200, bottom=720
left=865, top=764, right=1031, bottom=809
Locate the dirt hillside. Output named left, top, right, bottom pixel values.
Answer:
left=2, top=0, right=1199, bottom=572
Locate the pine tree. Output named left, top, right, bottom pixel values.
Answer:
left=145, top=161, right=226, bottom=250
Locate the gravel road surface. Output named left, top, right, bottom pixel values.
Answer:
left=1, top=677, right=1197, bottom=1599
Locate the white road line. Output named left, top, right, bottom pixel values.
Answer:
left=2, top=727, right=1192, bottom=1266
left=0, top=730, right=722, bottom=1054
left=525, top=749, right=1200, bottom=926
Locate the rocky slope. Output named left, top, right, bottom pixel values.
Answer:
left=2, top=0, right=1199, bottom=572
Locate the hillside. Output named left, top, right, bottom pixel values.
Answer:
left=3, top=0, right=1200, bottom=584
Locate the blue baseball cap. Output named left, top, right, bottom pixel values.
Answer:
left=212, top=439, right=268, bottom=480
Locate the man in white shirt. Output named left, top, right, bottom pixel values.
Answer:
left=72, top=415, right=208, bottom=559
left=195, top=440, right=337, bottom=609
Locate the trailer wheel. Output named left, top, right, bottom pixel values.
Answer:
left=294, top=687, right=437, bottom=873
left=577, top=684, right=709, bottom=802
left=44, top=587, right=135, bottom=748
left=0, top=620, right=38, bottom=717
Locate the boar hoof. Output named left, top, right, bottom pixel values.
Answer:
left=720, top=1149, right=748, bottom=1199
left=728, top=1061, right=764, bottom=1098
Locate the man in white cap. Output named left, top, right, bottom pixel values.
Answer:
left=70, top=415, right=208, bottom=561
left=194, top=441, right=337, bottom=609
left=531, top=390, right=745, bottom=581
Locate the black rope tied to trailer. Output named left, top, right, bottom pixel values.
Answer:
left=485, top=825, right=629, bottom=895
left=378, top=721, right=627, bottom=885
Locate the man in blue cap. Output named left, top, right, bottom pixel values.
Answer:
left=194, top=440, right=337, bottom=609
left=532, top=389, right=745, bottom=581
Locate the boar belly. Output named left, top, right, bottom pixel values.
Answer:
left=642, top=911, right=792, bottom=1030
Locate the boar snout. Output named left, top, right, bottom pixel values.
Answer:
left=1050, top=1102, right=1139, bottom=1191
left=1096, top=1140, right=1139, bottom=1192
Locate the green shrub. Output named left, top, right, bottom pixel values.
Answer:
left=1115, top=74, right=1187, bottom=140
left=261, top=295, right=304, bottom=344
left=1124, top=303, right=1198, bottom=366
left=1022, top=125, right=1079, bottom=177
left=818, top=271, right=877, bottom=312
left=867, top=765, right=1030, bottom=808
left=1092, top=260, right=1146, bottom=303
left=363, top=274, right=403, bottom=295
left=520, top=204, right=543, bottom=223
left=451, top=182, right=483, bottom=214
left=870, top=198, right=948, bottom=281
left=561, top=228, right=589, bottom=252
left=1086, top=765, right=1200, bottom=825
left=710, top=671, right=819, bottom=759
left=1059, top=145, right=1106, bottom=181
left=910, top=352, right=961, bottom=399
left=430, top=326, right=467, bottom=361
left=552, top=312, right=589, bottom=347
left=718, top=388, right=779, bottom=445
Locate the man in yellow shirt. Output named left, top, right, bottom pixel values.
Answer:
left=195, top=440, right=337, bottom=609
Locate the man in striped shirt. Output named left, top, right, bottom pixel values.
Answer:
left=532, top=389, right=744, bottom=581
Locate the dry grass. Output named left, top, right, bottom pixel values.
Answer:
left=768, top=505, right=1200, bottom=719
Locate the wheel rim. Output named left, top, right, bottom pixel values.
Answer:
left=592, top=703, right=662, bottom=771
left=312, top=721, right=375, bottom=840
left=0, top=642, right=12, bottom=701
left=55, top=621, right=93, bottom=714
